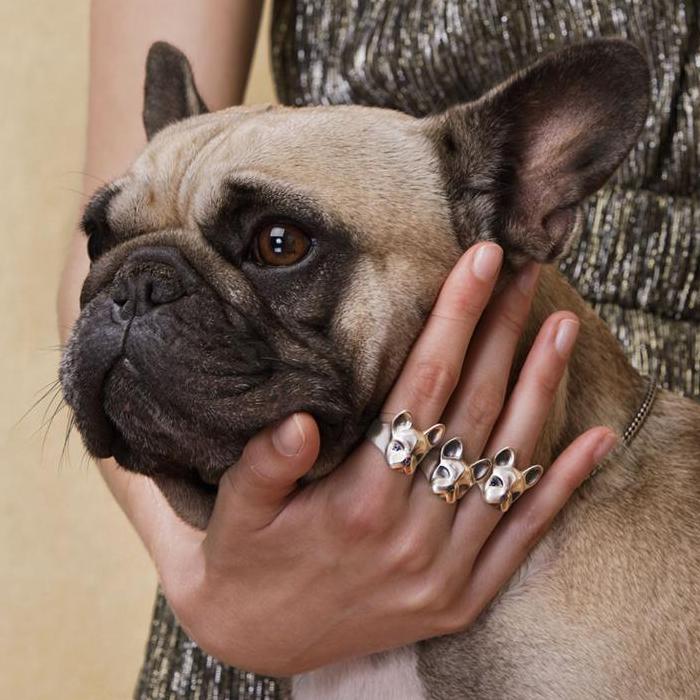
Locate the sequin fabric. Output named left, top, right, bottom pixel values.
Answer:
left=135, top=2, right=699, bottom=697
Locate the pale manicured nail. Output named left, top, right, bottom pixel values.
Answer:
left=592, top=430, right=618, bottom=463
left=472, top=243, right=503, bottom=281
left=517, top=263, right=540, bottom=295
left=272, top=414, right=305, bottom=456
left=554, top=318, right=579, bottom=358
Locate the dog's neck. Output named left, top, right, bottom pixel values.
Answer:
left=523, top=266, right=649, bottom=474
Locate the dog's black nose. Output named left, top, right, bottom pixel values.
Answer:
left=111, top=247, right=193, bottom=320
left=111, top=268, right=184, bottom=319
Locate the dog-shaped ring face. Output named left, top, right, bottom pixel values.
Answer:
left=59, top=40, right=648, bottom=528
left=430, top=438, right=492, bottom=503
left=386, top=411, right=444, bottom=474
left=481, top=447, right=543, bottom=512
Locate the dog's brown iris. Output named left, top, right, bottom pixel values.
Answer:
left=255, top=224, right=311, bottom=266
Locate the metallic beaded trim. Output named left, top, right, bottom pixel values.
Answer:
left=621, top=376, right=658, bottom=447
left=589, top=376, right=658, bottom=481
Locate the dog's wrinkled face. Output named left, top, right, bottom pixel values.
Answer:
left=60, top=40, right=648, bottom=528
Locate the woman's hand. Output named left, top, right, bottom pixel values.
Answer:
left=129, top=241, right=616, bottom=676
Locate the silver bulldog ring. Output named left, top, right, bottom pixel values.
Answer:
left=367, top=410, right=445, bottom=475
left=421, top=438, right=492, bottom=503
left=480, top=447, right=544, bottom=512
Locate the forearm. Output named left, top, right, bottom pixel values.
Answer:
left=57, top=0, right=263, bottom=542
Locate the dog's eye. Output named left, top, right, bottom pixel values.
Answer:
left=254, top=224, right=311, bottom=267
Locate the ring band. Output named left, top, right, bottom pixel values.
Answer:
left=367, top=409, right=445, bottom=475
left=480, top=447, right=543, bottom=512
left=420, top=438, right=492, bottom=503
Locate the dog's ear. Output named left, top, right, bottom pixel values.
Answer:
left=143, top=41, right=209, bottom=140
left=427, top=40, right=649, bottom=263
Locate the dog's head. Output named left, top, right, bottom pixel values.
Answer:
left=60, top=40, right=648, bottom=528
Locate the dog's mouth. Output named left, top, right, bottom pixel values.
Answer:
left=110, top=428, right=219, bottom=493
left=102, top=352, right=246, bottom=487
left=60, top=320, right=251, bottom=529
left=62, top=326, right=357, bottom=528
left=102, top=387, right=224, bottom=529
left=111, top=431, right=220, bottom=528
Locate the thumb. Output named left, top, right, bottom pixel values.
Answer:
left=207, top=413, right=320, bottom=537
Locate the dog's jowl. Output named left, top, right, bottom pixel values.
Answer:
left=61, top=40, right=700, bottom=698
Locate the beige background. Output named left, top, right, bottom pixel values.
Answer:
left=1, top=2, right=276, bottom=698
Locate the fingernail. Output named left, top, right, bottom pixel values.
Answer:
left=517, top=263, right=540, bottom=296
left=592, top=430, right=618, bottom=463
left=472, top=243, right=503, bottom=281
left=272, top=414, right=305, bottom=456
left=554, top=318, right=579, bottom=358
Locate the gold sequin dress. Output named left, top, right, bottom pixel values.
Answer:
left=134, top=2, right=699, bottom=697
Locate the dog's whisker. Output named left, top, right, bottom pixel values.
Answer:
left=79, top=446, right=94, bottom=472
left=17, top=379, right=63, bottom=426
left=58, top=186, right=94, bottom=200
left=63, top=170, right=109, bottom=186
left=40, top=397, right=69, bottom=451
left=58, top=413, right=77, bottom=468
left=41, top=382, right=67, bottom=423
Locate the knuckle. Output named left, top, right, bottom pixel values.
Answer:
left=531, top=364, right=565, bottom=401
left=338, top=493, right=388, bottom=540
left=462, top=385, right=504, bottom=431
left=432, top=570, right=465, bottom=617
left=497, top=308, right=526, bottom=339
left=240, top=432, right=274, bottom=468
left=446, top=286, right=487, bottom=319
left=402, top=579, right=442, bottom=615
left=535, top=377, right=560, bottom=404
left=430, top=575, right=478, bottom=634
left=550, top=464, right=580, bottom=495
left=403, top=573, right=457, bottom=617
left=516, top=508, right=553, bottom=552
left=388, top=530, right=435, bottom=575
left=439, top=599, right=476, bottom=635
left=411, top=359, right=458, bottom=405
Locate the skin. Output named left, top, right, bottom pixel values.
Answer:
left=57, top=1, right=614, bottom=676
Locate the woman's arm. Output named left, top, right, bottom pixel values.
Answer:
left=58, top=0, right=262, bottom=338
left=57, top=0, right=263, bottom=531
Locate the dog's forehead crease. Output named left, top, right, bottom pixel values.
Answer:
left=112, top=105, right=450, bottom=242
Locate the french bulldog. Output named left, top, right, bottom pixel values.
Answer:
left=60, top=39, right=700, bottom=698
